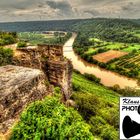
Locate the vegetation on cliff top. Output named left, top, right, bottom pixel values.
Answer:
left=0, top=47, right=13, bottom=66
left=10, top=95, right=93, bottom=140
left=0, top=32, right=16, bottom=66
left=0, top=32, right=17, bottom=46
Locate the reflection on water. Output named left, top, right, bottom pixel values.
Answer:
left=63, top=34, right=139, bottom=89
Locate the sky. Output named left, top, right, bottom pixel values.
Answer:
left=0, top=0, right=139, bottom=22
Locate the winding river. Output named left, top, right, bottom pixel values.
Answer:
left=63, top=33, right=139, bottom=89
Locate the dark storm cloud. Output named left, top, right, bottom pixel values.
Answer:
left=122, top=2, right=134, bottom=11
left=46, top=1, right=71, bottom=10
left=46, top=0, right=74, bottom=16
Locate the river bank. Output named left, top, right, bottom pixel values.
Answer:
left=63, top=34, right=139, bottom=89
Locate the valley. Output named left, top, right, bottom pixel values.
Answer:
left=64, top=33, right=139, bottom=89
left=0, top=18, right=140, bottom=140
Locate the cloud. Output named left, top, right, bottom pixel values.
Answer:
left=46, top=0, right=75, bottom=17
left=0, top=0, right=139, bottom=22
left=84, top=10, right=100, bottom=17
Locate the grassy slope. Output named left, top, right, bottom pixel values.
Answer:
left=72, top=72, right=119, bottom=140
left=72, top=72, right=119, bottom=103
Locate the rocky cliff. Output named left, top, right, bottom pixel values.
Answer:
left=13, top=44, right=73, bottom=100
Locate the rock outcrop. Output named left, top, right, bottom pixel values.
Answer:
left=13, top=44, right=73, bottom=100
left=47, top=60, right=72, bottom=100
left=0, top=65, right=49, bottom=134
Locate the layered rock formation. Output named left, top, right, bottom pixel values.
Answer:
left=13, top=44, right=73, bottom=100
left=0, top=65, right=49, bottom=134
left=47, top=60, right=72, bottom=100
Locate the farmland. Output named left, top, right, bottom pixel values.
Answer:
left=73, top=19, right=140, bottom=79
left=18, top=32, right=71, bottom=46
left=74, top=38, right=140, bottom=79
left=93, top=50, right=128, bottom=63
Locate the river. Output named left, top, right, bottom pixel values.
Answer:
left=63, top=33, right=139, bottom=89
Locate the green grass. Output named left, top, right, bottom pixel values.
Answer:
left=89, top=38, right=126, bottom=50
left=133, top=30, right=140, bottom=38
left=85, top=47, right=97, bottom=55
left=105, top=42, right=123, bottom=49
left=90, top=38, right=103, bottom=43
left=122, top=44, right=140, bottom=52
left=135, top=33, right=140, bottom=38
left=89, top=38, right=140, bottom=53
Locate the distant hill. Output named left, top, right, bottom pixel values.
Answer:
left=0, top=19, right=83, bottom=32
left=0, top=18, right=139, bottom=32
left=71, top=18, right=140, bottom=43
left=132, top=19, right=140, bottom=25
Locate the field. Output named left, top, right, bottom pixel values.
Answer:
left=18, top=32, right=58, bottom=45
left=72, top=72, right=119, bottom=140
left=110, top=52, right=140, bottom=77
left=74, top=35, right=140, bottom=78
left=93, top=50, right=128, bottom=63
left=90, top=38, right=140, bottom=78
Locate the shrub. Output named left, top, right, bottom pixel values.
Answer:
left=54, top=86, right=61, bottom=94
left=99, top=107, right=119, bottom=129
left=72, top=92, right=119, bottom=139
left=17, top=41, right=27, bottom=48
left=0, top=47, right=13, bottom=66
left=72, top=82, right=81, bottom=91
left=72, top=93, right=101, bottom=120
left=83, top=73, right=101, bottom=84
left=73, top=69, right=81, bottom=74
left=100, top=125, right=118, bottom=140
left=89, top=116, right=106, bottom=135
left=110, top=86, right=140, bottom=96
left=10, top=96, right=93, bottom=140
left=0, top=33, right=17, bottom=46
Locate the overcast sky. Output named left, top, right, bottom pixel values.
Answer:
left=0, top=0, right=139, bottom=22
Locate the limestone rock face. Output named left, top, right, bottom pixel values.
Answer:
left=47, top=60, right=73, bottom=100
left=0, top=65, right=49, bottom=134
